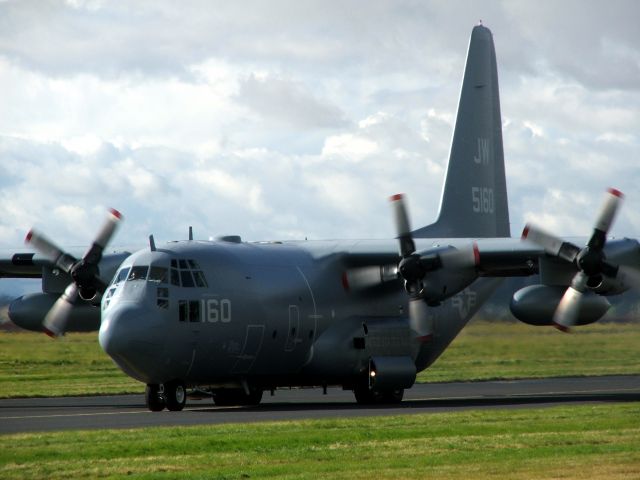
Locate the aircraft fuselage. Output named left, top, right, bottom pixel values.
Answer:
left=98, top=239, right=499, bottom=391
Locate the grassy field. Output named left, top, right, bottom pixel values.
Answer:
left=1, top=403, right=639, bottom=479
left=1, top=320, right=639, bottom=398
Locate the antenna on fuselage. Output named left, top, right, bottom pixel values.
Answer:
left=188, top=226, right=193, bottom=241
left=149, top=235, right=156, bottom=252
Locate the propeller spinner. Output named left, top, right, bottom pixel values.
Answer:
left=25, top=208, right=123, bottom=337
left=522, top=188, right=638, bottom=332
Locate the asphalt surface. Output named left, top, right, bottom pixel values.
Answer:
left=1, top=375, right=639, bottom=434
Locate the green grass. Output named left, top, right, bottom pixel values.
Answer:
left=417, top=320, right=640, bottom=382
left=0, top=331, right=140, bottom=398
left=1, top=403, right=639, bottom=479
left=1, top=321, right=639, bottom=398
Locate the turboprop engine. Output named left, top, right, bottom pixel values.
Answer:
left=510, top=284, right=610, bottom=327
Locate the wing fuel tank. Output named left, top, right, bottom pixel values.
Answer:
left=510, top=285, right=610, bottom=326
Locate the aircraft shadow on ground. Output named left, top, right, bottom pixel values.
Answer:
left=187, top=392, right=640, bottom=414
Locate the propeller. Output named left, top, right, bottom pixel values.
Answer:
left=390, top=194, right=478, bottom=342
left=522, top=188, right=637, bottom=332
left=25, top=208, right=123, bottom=337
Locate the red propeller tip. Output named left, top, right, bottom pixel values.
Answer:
left=341, top=271, right=350, bottom=292
left=389, top=194, right=404, bottom=202
left=25, top=230, right=33, bottom=243
left=552, top=322, right=570, bottom=334
left=521, top=225, right=530, bottom=239
left=473, top=242, right=480, bottom=266
left=607, top=188, right=624, bottom=198
left=43, top=328, right=56, bottom=338
left=109, top=208, right=123, bottom=219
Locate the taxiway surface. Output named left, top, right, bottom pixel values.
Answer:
left=2, top=375, right=638, bottom=434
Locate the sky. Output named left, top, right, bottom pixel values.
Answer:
left=1, top=0, right=639, bottom=260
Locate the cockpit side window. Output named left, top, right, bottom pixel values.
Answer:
left=128, top=266, right=149, bottom=281
left=171, top=268, right=180, bottom=286
left=149, top=266, right=168, bottom=284
left=113, top=267, right=131, bottom=285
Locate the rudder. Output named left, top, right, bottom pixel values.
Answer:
left=414, top=25, right=510, bottom=239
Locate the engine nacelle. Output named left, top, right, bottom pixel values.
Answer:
left=510, top=285, right=610, bottom=326
left=8, top=293, right=101, bottom=332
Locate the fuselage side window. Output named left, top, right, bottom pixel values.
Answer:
left=128, top=266, right=149, bottom=281
left=188, top=300, right=200, bottom=322
left=179, top=300, right=187, bottom=322
left=149, top=266, right=168, bottom=284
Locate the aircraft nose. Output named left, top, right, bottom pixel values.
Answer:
left=99, top=304, right=165, bottom=382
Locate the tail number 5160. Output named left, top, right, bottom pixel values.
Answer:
left=471, top=187, right=494, bottom=214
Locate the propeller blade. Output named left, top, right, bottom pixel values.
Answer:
left=42, top=283, right=79, bottom=337
left=553, top=272, right=588, bottom=332
left=594, top=188, right=623, bottom=235
left=25, top=229, right=77, bottom=273
left=82, top=208, right=124, bottom=265
left=409, top=297, right=433, bottom=343
left=390, top=194, right=415, bottom=257
left=522, top=224, right=580, bottom=263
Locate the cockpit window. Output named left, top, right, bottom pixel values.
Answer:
left=149, top=266, right=168, bottom=284
left=113, top=267, right=131, bottom=285
left=128, top=266, right=149, bottom=281
left=169, top=258, right=209, bottom=288
left=188, top=259, right=200, bottom=269
left=193, top=271, right=208, bottom=288
left=180, top=270, right=195, bottom=288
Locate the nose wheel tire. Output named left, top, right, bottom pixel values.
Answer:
left=165, top=380, right=187, bottom=411
left=145, top=384, right=166, bottom=412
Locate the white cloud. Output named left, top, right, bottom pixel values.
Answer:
left=0, top=0, right=639, bottom=260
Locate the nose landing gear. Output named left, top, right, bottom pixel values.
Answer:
left=145, top=380, right=187, bottom=412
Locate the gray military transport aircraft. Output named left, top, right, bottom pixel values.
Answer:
left=2, top=24, right=640, bottom=411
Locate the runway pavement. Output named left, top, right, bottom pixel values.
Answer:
left=1, top=375, right=639, bottom=434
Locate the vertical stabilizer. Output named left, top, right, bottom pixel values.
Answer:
left=414, top=25, right=510, bottom=238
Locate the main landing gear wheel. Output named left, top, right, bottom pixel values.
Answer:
left=145, top=384, right=165, bottom=412
left=353, top=385, right=404, bottom=405
left=213, top=388, right=263, bottom=407
left=164, top=380, right=187, bottom=411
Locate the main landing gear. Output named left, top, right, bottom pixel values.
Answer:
left=353, top=384, right=404, bottom=405
left=145, top=380, right=187, bottom=412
